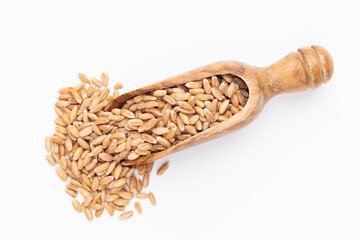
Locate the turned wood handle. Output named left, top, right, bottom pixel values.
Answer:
left=261, top=45, right=334, bottom=98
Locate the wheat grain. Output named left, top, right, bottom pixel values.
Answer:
left=70, top=89, right=82, bottom=104
left=134, top=202, right=142, bottom=214
left=106, top=194, right=119, bottom=202
left=55, top=168, right=68, bottom=181
left=47, top=72, right=248, bottom=220
left=118, top=191, right=134, bottom=200
left=100, top=176, right=114, bottom=185
left=84, top=207, right=93, bottom=220
left=112, top=205, right=125, bottom=211
left=65, top=189, right=77, bottom=198
left=59, top=87, right=72, bottom=94
left=153, top=89, right=166, bottom=97
left=136, top=178, right=142, bottom=193
left=78, top=73, right=91, bottom=84
left=82, top=197, right=92, bottom=207
left=46, top=154, right=56, bottom=166
left=119, top=211, right=134, bottom=220
left=69, top=179, right=82, bottom=188
left=135, top=193, right=148, bottom=199
left=95, top=207, right=104, bottom=217
left=113, top=178, right=127, bottom=187
left=56, top=100, right=70, bottom=108
left=91, top=77, right=102, bottom=88
left=148, top=192, right=156, bottom=206
left=114, top=199, right=130, bottom=206
left=157, top=162, right=169, bottom=176
left=104, top=202, right=114, bottom=216
left=45, top=136, right=52, bottom=152
left=101, top=72, right=109, bottom=87
left=72, top=199, right=83, bottom=212
left=89, top=203, right=103, bottom=211
left=114, top=82, right=123, bottom=89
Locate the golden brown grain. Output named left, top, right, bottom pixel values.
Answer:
left=90, top=145, right=103, bottom=156
left=84, top=207, right=93, bottom=220
left=70, top=89, right=82, bottom=104
left=101, top=189, right=106, bottom=202
left=69, top=179, right=82, bottom=188
left=113, top=178, right=127, bottom=188
left=78, top=73, right=91, bottom=84
left=106, top=194, right=119, bottom=202
left=90, top=203, right=103, bottom=211
left=46, top=154, right=56, bottom=166
left=82, top=196, right=92, bottom=207
left=72, top=199, right=83, bottom=212
left=65, top=189, right=77, bottom=198
left=58, top=87, right=72, bottom=94
left=153, top=89, right=166, bottom=97
left=114, top=82, right=123, bottom=89
left=45, top=136, right=51, bottom=152
left=114, top=198, right=130, bottom=206
left=47, top=72, right=248, bottom=220
left=80, top=189, right=92, bottom=198
left=100, top=176, right=114, bottom=185
left=134, top=202, right=142, bottom=214
left=79, top=126, right=93, bottom=137
left=119, top=211, right=134, bottom=220
left=118, top=191, right=134, bottom=200
left=55, top=167, right=68, bottom=181
left=91, top=77, right=102, bottom=88
left=95, top=207, right=104, bottom=217
left=66, top=184, right=79, bottom=192
left=148, top=192, right=156, bottom=206
left=101, top=72, right=109, bottom=87
left=56, top=100, right=70, bottom=108
left=142, top=172, right=149, bottom=188
left=112, top=205, right=125, bottom=211
left=91, top=177, right=99, bottom=191
left=136, top=178, right=142, bottom=193
left=156, top=162, right=169, bottom=176
left=104, top=202, right=114, bottom=216
left=129, top=176, right=136, bottom=192
left=135, top=193, right=148, bottom=199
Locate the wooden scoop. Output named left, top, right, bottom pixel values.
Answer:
left=108, top=45, right=333, bottom=165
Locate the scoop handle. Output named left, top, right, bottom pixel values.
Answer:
left=261, top=45, right=334, bottom=98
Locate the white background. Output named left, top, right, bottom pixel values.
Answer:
left=0, top=0, right=359, bottom=239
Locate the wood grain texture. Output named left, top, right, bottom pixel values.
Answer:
left=107, top=45, right=333, bottom=165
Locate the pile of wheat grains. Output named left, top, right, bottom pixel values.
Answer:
left=45, top=72, right=248, bottom=220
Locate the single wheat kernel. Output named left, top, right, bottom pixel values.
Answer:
left=72, top=199, right=83, bottom=212
left=148, top=192, right=156, bottom=206
left=135, top=193, right=148, bottom=199
left=119, top=211, right=134, bottom=220
left=45, top=136, right=51, bottom=152
left=65, top=189, right=77, bottom=198
left=95, top=207, right=104, bottom=217
left=46, top=154, right=56, bottom=166
left=104, top=202, right=114, bottom=216
left=55, top=168, right=68, bottom=181
left=84, top=207, right=93, bottom=220
left=82, top=197, right=92, bottom=207
left=91, top=77, right=102, bottom=88
left=142, top=172, right=150, bottom=188
left=114, top=82, right=123, bottom=89
left=101, top=72, right=109, bottom=87
left=157, top=162, right=169, bottom=176
left=78, top=73, right=91, bottom=84
left=114, top=199, right=130, bottom=206
left=134, top=202, right=142, bottom=214
left=118, top=191, right=134, bottom=200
